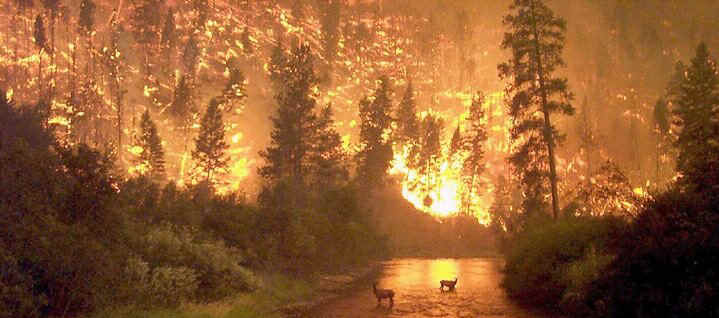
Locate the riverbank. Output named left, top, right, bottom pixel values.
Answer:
left=89, top=262, right=383, bottom=318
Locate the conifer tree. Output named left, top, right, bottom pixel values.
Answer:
left=33, top=14, right=47, bottom=100
left=416, top=113, right=443, bottom=205
left=309, top=105, right=348, bottom=191
left=259, top=44, right=320, bottom=187
left=670, top=43, right=719, bottom=191
left=356, top=76, right=394, bottom=191
left=498, top=0, right=574, bottom=218
left=193, top=98, right=229, bottom=184
left=320, top=0, right=341, bottom=69
left=395, top=81, right=420, bottom=152
left=182, top=36, right=199, bottom=76
left=160, top=8, right=177, bottom=61
left=135, top=109, right=166, bottom=181
left=461, top=92, right=488, bottom=214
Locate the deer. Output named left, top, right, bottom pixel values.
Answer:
left=372, top=282, right=394, bottom=307
left=439, top=277, right=458, bottom=291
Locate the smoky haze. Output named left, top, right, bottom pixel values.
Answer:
left=1, top=0, right=717, bottom=218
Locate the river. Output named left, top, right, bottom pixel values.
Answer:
left=304, top=258, right=558, bottom=318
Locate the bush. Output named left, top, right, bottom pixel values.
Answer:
left=585, top=189, right=719, bottom=317
left=137, top=224, right=257, bottom=303
left=502, top=215, right=624, bottom=309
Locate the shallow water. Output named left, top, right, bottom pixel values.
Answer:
left=305, top=258, right=556, bottom=318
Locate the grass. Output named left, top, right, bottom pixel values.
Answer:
left=89, top=274, right=316, bottom=318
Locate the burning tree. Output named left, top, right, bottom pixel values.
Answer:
left=498, top=0, right=574, bottom=219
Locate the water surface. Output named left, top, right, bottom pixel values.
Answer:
left=306, top=258, right=556, bottom=317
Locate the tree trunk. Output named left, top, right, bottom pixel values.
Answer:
left=530, top=0, right=560, bottom=219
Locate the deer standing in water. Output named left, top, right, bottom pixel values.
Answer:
left=372, top=282, right=394, bottom=306
left=439, top=277, right=458, bottom=291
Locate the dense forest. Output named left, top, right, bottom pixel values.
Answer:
left=1, top=0, right=718, bottom=317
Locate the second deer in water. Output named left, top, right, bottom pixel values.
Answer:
left=372, top=283, right=394, bottom=306
left=439, top=277, right=458, bottom=291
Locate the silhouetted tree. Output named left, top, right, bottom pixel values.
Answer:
left=498, top=0, right=574, bottom=219
left=33, top=14, right=47, bottom=98
left=356, top=76, right=394, bottom=192
left=394, top=81, right=420, bottom=152
left=260, top=44, right=319, bottom=184
left=461, top=92, right=488, bottom=214
left=416, top=113, right=443, bottom=206
left=670, top=42, right=719, bottom=193
left=134, top=110, right=166, bottom=181
left=192, top=99, right=229, bottom=185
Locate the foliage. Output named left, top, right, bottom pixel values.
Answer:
left=498, top=0, right=575, bottom=218
left=669, top=42, right=719, bottom=194
left=502, top=215, right=625, bottom=310
left=356, top=76, right=394, bottom=192
left=193, top=98, right=230, bottom=184
left=134, top=109, right=166, bottom=181
left=585, top=189, right=719, bottom=318
left=460, top=92, right=489, bottom=213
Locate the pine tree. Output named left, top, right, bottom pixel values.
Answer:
left=670, top=42, right=719, bottom=192
left=394, top=81, right=420, bottom=152
left=416, top=113, right=443, bottom=206
left=461, top=92, right=488, bottom=214
left=135, top=109, right=166, bottom=181
left=320, top=0, right=341, bottom=68
left=182, top=36, right=199, bottom=76
left=193, top=98, right=229, bottom=184
left=449, top=125, right=462, bottom=161
left=259, top=44, right=320, bottom=187
left=498, top=0, right=574, bottom=219
left=131, top=0, right=164, bottom=75
left=42, top=0, right=59, bottom=98
left=309, top=105, right=348, bottom=191
left=33, top=14, right=47, bottom=100
left=356, top=76, right=394, bottom=191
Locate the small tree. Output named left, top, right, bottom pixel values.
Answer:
left=193, top=98, right=229, bottom=184
left=134, top=110, right=166, bottom=181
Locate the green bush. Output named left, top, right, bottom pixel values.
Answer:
left=502, top=215, right=624, bottom=309
left=137, top=224, right=257, bottom=303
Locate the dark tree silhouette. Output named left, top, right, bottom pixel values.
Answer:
left=498, top=0, right=574, bottom=219
left=356, top=76, right=394, bottom=192
left=670, top=43, right=719, bottom=193
left=134, top=109, right=166, bottom=181
left=193, top=98, right=229, bottom=184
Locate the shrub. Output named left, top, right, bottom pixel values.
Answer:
left=585, top=189, right=719, bottom=317
left=502, top=215, right=624, bottom=309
